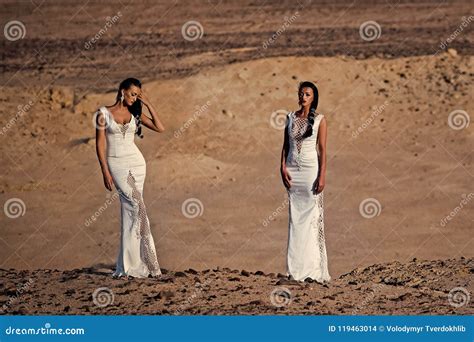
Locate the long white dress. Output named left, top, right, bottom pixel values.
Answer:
left=98, top=106, right=161, bottom=278
left=285, top=111, right=330, bottom=282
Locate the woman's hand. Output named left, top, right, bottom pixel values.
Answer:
left=314, top=176, right=325, bottom=194
left=137, top=89, right=151, bottom=107
left=102, top=170, right=114, bottom=191
left=280, top=165, right=292, bottom=189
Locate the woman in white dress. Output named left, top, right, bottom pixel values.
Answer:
left=280, top=81, right=331, bottom=283
left=95, top=78, right=165, bottom=279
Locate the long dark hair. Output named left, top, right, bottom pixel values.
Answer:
left=299, top=81, right=319, bottom=138
left=116, top=77, right=144, bottom=138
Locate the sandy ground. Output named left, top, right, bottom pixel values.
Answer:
left=0, top=0, right=473, bottom=314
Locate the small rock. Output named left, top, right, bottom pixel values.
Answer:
left=249, top=300, right=263, bottom=305
left=150, top=292, right=162, bottom=299
left=447, top=48, right=457, bottom=57
left=388, top=293, right=411, bottom=301
left=408, top=278, right=423, bottom=288
left=373, top=276, right=383, bottom=283
left=240, top=270, right=250, bottom=277
left=222, top=109, right=235, bottom=118
left=276, top=278, right=299, bottom=286
left=161, top=290, right=175, bottom=299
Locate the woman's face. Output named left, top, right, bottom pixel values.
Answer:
left=122, top=85, right=141, bottom=106
left=298, top=87, right=314, bottom=107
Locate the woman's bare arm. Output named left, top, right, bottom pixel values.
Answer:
left=316, top=116, right=327, bottom=193
left=280, top=116, right=292, bottom=189
left=281, top=125, right=289, bottom=168
left=95, top=110, right=113, bottom=191
left=138, top=90, right=165, bottom=133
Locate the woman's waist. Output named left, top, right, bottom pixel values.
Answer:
left=287, top=152, right=318, bottom=166
left=106, top=142, right=143, bottom=157
left=288, top=148, right=318, bottom=159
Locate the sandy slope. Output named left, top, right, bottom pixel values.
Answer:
left=0, top=53, right=472, bottom=280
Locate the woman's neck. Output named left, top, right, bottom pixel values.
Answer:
left=298, top=106, right=310, bottom=118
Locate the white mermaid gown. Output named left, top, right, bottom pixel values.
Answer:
left=98, top=106, right=161, bottom=278
left=285, top=111, right=330, bottom=282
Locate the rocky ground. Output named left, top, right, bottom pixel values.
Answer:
left=1, top=257, right=472, bottom=315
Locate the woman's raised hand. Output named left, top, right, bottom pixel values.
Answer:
left=137, top=89, right=150, bottom=107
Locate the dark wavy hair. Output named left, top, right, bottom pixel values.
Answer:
left=116, top=77, right=144, bottom=138
left=298, top=81, right=319, bottom=138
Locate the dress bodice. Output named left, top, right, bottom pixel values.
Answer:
left=286, top=111, right=324, bottom=167
left=99, top=106, right=139, bottom=158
